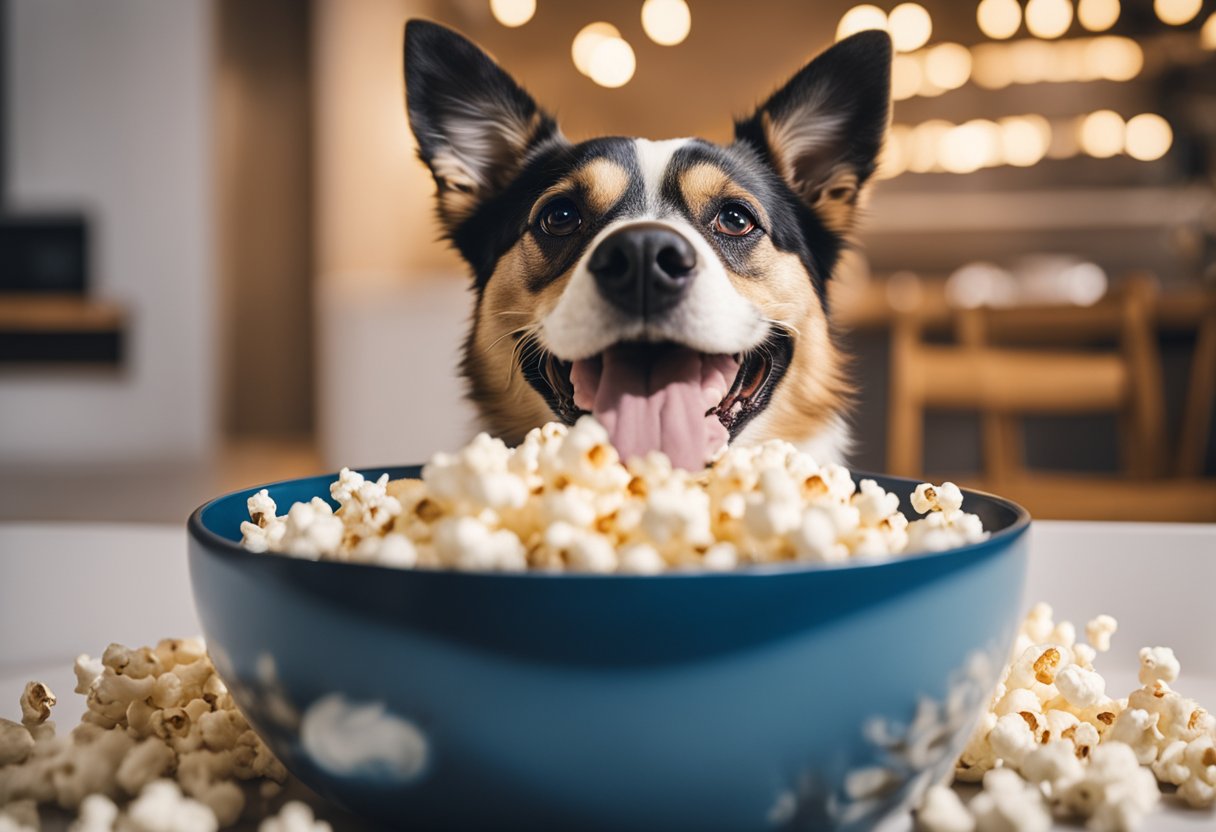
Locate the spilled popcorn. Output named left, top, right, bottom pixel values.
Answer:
left=0, top=639, right=297, bottom=832
left=240, top=417, right=988, bottom=572
left=916, top=604, right=1216, bottom=832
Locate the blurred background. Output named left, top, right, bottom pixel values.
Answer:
left=0, top=0, right=1213, bottom=523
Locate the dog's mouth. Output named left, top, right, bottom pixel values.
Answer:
left=520, top=329, right=794, bottom=470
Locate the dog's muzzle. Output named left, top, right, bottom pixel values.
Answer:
left=587, top=223, right=697, bottom=318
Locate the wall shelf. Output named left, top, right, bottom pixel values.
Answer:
left=0, top=295, right=127, bottom=364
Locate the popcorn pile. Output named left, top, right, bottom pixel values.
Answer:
left=241, top=417, right=988, bottom=572
left=0, top=639, right=326, bottom=832
left=916, top=604, right=1216, bottom=832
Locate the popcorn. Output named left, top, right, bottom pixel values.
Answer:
left=989, top=712, right=1038, bottom=768
left=0, top=719, right=34, bottom=766
left=1007, top=644, right=1072, bottom=692
left=241, top=418, right=989, bottom=572
left=1021, top=741, right=1083, bottom=795
left=956, top=712, right=999, bottom=783
left=117, top=738, right=176, bottom=795
left=0, top=639, right=290, bottom=830
left=1086, top=615, right=1118, bottom=653
left=915, top=784, right=975, bottom=832
left=1178, top=735, right=1216, bottom=808
left=74, top=655, right=105, bottom=695
left=905, top=508, right=988, bottom=553
left=1108, top=709, right=1164, bottom=765
left=432, top=516, right=526, bottom=572
left=910, top=481, right=964, bottom=515
left=71, top=794, right=118, bottom=832
left=20, top=682, right=55, bottom=726
left=1062, top=742, right=1160, bottom=831
left=1137, top=647, right=1180, bottom=686
left=617, top=542, right=666, bottom=574
left=969, top=768, right=1051, bottom=832
left=926, top=602, right=1214, bottom=832
left=1056, top=666, right=1106, bottom=710
left=258, top=801, right=332, bottom=832
left=127, top=780, right=217, bottom=832
left=0, top=800, right=39, bottom=832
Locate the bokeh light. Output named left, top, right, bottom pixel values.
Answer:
left=1077, top=0, right=1120, bottom=32
left=972, top=44, right=1015, bottom=89
left=890, top=53, right=924, bottom=101
left=1059, top=262, right=1109, bottom=306
left=924, top=43, right=972, bottom=91
left=587, top=36, right=637, bottom=88
left=1009, top=39, right=1052, bottom=84
left=977, top=0, right=1022, bottom=40
left=1084, top=36, right=1143, bottom=82
left=888, top=3, right=932, bottom=52
left=837, top=5, right=888, bottom=40
left=939, top=120, right=999, bottom=174
left=1025, top=0, right=1074, bottom=39
left=1124, top=114, right=1173, bottom=161
left=909, top=119, right=952, bottom=173
left=946, top=263, right=1017, bottom=309
left=572, top=22, right=621, bottom=76
left=1078, top=110, right=1125, bottom=158
left=999, top=115, right=1052, bottom=167
left=1154, top=0, right=1202, bottom=26
left=1203, top=14, right=1216, bottom=50
left=877, top=126, right=910, bottom=178
left=641, top=0, right=692, bottom=46
left=489, top=0, right=535, bottom=28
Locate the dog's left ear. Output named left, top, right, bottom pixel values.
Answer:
left=405, top=20, right=562, bottom=230
left=735, top=30, right=891, bottom=234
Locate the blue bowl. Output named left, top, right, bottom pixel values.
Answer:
left=188, top=468, right=1029, bottom=831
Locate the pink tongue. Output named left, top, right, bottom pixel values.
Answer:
left=570, top=345, right=738, bottom=471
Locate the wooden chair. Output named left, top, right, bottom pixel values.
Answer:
left=887, top=279, right=1216, bottom=521
left=1176, top=290, right=1216, bottom=478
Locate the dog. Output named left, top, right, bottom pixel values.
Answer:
left=404, top=20, right=890, bottom=471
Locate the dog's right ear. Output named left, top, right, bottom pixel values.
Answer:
left=405, top=20, right=562, bottom=231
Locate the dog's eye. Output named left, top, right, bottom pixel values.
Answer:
left=538, top=198, right=582, bottom=237
left=714, top=203, right=757, bottom=237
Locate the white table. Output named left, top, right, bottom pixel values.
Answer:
left=2, top=521, right=1213, bottom=830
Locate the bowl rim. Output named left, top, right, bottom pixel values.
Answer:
left=188, top=467, right=1031, bottom=581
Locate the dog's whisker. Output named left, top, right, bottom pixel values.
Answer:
left=762, top=316, right=802, bottom=339
left=487, top=324, right=540, bottom=355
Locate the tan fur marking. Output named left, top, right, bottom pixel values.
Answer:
left=531, top=158, right=631, bottom=225
left=576, top=159, right=630, bottom=216
left=760, top=110, right=872, bottom=235
left=811, top=168, right=862, bottom=235
left=464, top=240, right=575, bottom=442
left=679, top=163, right=771, bottom=227
left=725, top=243, right=851, bottom=446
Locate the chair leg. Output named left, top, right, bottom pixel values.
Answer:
left=983, top=414, right=1022, bottom=487
left=1177, top=310, right=1216, bottom=477
left=1122, top=278, right=1166, bottom=478
left=888, top=316, right=923, bottom=477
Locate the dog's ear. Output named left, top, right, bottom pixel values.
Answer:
left=734, top=30, right=891, bottom=235
left=405, top=20, right=561, bottom=230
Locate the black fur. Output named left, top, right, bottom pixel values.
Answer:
left=404, top=20, right=562, bottom=224
left=734, top=30, right=892, bottom=204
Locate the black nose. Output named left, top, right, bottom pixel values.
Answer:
left=587, top=224, right=697, bottom=317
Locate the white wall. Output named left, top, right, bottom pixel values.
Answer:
left=312, top=0, right=475, bottom=468
left=0, top=0, right=216, bottom=465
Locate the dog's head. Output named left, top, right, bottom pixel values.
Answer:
left=405, top=20, right=890, bottom=469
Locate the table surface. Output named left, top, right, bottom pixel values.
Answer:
left=1, top=520, right=1213, bottom=830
